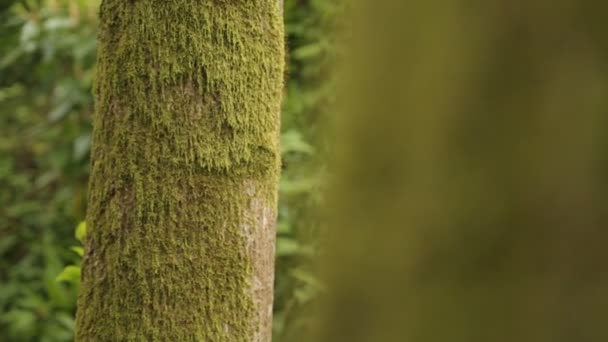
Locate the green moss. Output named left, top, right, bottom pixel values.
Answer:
left=75, top=1, right=284, bottom=341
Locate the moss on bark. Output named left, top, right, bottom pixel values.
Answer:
left=75, top=1, right=284, bottom=341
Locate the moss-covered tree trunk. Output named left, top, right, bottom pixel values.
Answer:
left=75, top=1, right=284, bottom=341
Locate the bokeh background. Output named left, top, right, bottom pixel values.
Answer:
left=0, top=0, right=338, bottom=340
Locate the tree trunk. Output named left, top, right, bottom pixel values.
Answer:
left=325, top=1, right=608, bottom=341
left=75, top=1, right=284, bottom=341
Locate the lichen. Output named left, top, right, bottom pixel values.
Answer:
left=75, top=1, right=284, bottom=341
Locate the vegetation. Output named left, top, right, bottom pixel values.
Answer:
left=5, top=1, right=608, bottom=341
left=0, top=0, right=337, bottom=340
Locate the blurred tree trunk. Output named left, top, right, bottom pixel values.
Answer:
left=325, top=1, right=608, bottom=342
left=75, top=1, right=284, bottom=341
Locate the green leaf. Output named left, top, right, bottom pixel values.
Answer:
left=75, top=221, right=86, bottom=242
left=55, top=266, right=81, bottom=284
left=35, top=171, right=59, bottom=189
left=276, top=222, right=291, bottom=234
left=5, top=201, right=41, bottom=217
left=276, top=238, right=315, bottom=257
left=294, top=286, right=318, bottom=304
left=1, top=309, right=36, bottom=337
left=281, top=130, right=314, bottom=155
left=73, top=134, right=91, bottom=161
left=43, top=17, right=76, bottom=31
left=290, top=268, right=325, bottom=291
left=292, top=43, right=323, bottom=60
left=279, top=178, right=318, bottom=195
left=47, top=100, right=73, bottom=122
left=276, top=237, right=300, bottom=256
left=70, top=246, right=84, bottom=257
left=54, top=312, right=75, bottom=331
left=20, top=20, right=40, bottom=44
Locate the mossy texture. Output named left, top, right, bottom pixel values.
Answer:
left=75, top=1, right=284, bottom=341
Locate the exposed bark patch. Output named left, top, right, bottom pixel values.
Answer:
left=242, top=180, right=277, bottom=342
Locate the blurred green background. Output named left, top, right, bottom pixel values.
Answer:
left=0, top=0, right=337, bottom=340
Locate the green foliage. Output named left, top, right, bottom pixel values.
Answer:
left=0, top=1, right=97, bottom=341
left=0, top=0, right=337, bottom=340
left=273, top=0, right=341, bottom=340
left=56, top=221, right=85, bottom=286
left=74, top=221, right=86, bottom=243
left=55, top=266, right=80, bottom=286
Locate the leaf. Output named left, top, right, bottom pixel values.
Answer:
left=276, top=237, right=315, bottom=257
left=55, top=266, right=81, bottom=284
left=5, top=201, right=41, bottom=217
left=54, top=312, right=75, bottom=331
left=75, top=221, right=86, bottom=242
left=0, top=85, right=23, bottom=102
left=294, top=287, right=318, bottom=304
left=70, top=246, right=84, bottom=257
left=47, top=100, right=73, bottom=122
left=1, top=309, right=36, bottom=337
left=73, top=134, right=91, bottom=161
left=290, top=268, right=325, bottom=291
left=43, top=17, right=75, bottom=31
left=279, top=178, right=318, bottom=195
left=20, top=20, right=39, bottom=44
left=73, top=39, right=97, bottom=61
left=281, top=130, right=314, bottom=155
left=276, top=221, right=291, bottom=234
left=45, top=274, right=68, bottom=308
left=35, top=171, right=59, bottom=189
left=276, top=237, right=300, bottom=256
left=292, top=43, right=324, bottom=60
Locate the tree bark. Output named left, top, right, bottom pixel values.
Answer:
left=75, top=1, right=284, bottom=341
